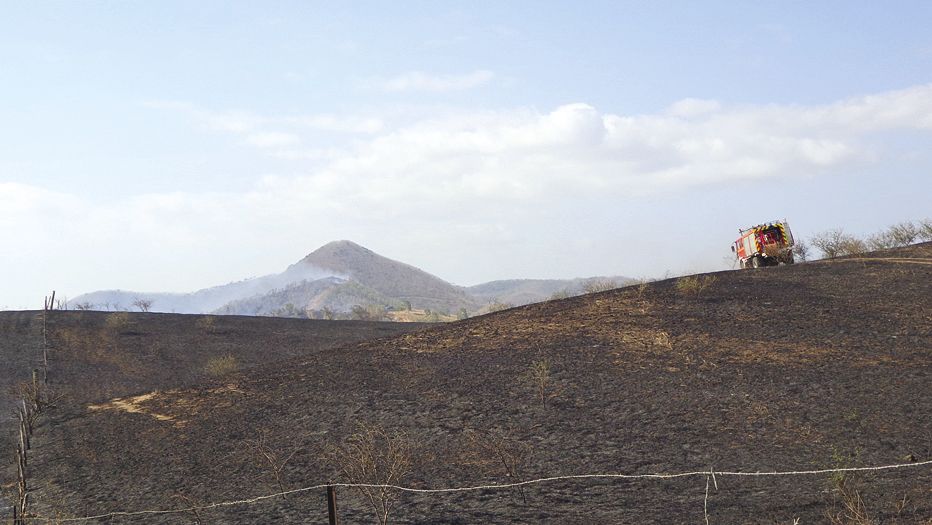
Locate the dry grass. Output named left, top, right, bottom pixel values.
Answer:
left=674, top=275, right=717, bottom=298
left=204, top=354, right=239, bottom=378
left=104, top=312, right=132, bottom=331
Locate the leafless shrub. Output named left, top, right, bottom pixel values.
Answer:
left=674, top=275, right=717, bottom=298
left=328, top=424, right=413, bottom=525
left=838, top=236, right=867, bottom=257
left=460, top=428, right=533, bottom=503
left=811, top=229, right=867, bottom=259
left=104, top=312, right=132, bottom=331
left=918, top=218, right=932, bottom=241
left=811, top=229, right=846, bottom=258
left=793, top=239, right=810, bottom=262
left=132, top=298, right=153, bottom=312
left=487, top=300, right=514, bottom=313
left=248, top=430, right=299, bottom=500
left=322, top=306, right=335, bottom=320
left=528, top=359, right=550, bottom=407
left=195, top=316, right=217, bottom=333
left=866, top=231, right=896, bottom=251
left=887, top=221, right=919, bottom=247
left=351, top=304, right=388, bottom=321
left=582, top=278, right=617, bottom=294
left=548, top=289, right=571, bottom=301
left=72, top=302, right=95, bottom=311
left=204, top=354, right=239, bottom=377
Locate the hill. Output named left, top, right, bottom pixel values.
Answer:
left=68, top=241, right=631, bottom=319
left=0, top=311, right=426, bottom=471
left=289, top=240, right=479, bottom=314
left=11, top=244, right=931, bottom=523
left=466, top=276, right=637, bottom=307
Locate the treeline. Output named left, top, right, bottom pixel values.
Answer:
left=799, top=218, right=932, bottom=260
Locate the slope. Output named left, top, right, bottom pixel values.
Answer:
left=293, top=240, right=480, bottom=313
left=0, top=311, right=427, bottom=471
left=16, top=244, right=932, bottom=524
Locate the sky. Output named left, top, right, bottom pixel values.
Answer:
left=2, top=1, right=931, bottom=309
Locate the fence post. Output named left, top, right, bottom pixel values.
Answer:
left=327, top=485, right=340, bottom=525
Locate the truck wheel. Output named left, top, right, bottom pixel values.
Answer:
left=750, top=256, right=761, bottom=268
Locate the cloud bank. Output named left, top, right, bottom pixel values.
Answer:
left=4, top=84, right=932, bottom=307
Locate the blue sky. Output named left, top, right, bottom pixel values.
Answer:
left=2, top=1, right=931, bottom=309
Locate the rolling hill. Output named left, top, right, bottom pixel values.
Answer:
left=7, top=243, right=930, bottom=523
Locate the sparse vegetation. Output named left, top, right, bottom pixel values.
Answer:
left=104, top=312, right=132, bottom=331
left=487, top=299, right=514, bottom=313
left=460, top=428, right=533, bottom=503
left=808, top=219, right=931, bottom=260
left=132, top=298, right=153, bottom=312
left=549, top=288, right=571, bottom=300
left=204, top=354, right=239, bottom=377
left=793, top=239, right=810, bottom=262
left=524, top=358, right=562, bottom=407
left=674, top=275, right=717, bottom=298
left=582, top=278, right=617, bottom=294
left=825, top=448, right=875, bottom=525
left=329, top=424, right=414, bottom=525
left=195, top=316, right=217, bottom=332
left=247, top=430, right=299, bottom=500
left=352, top=303, right=389, bottom=321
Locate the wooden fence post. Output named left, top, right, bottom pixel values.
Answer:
left=327, top=485, right=340, bottom=525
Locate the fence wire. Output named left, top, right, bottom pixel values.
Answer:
left=29, top=459, right=932, bottom=523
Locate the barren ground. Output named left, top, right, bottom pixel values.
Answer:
left=3, top=244, right=931, bottom=524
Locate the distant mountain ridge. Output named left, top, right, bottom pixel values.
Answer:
left=70, top=240, right=631, bottom=318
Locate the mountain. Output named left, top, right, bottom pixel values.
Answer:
left=289, top=240, right=479, bottom=313
left=16, top=242, right=932, bottom=523
left=69, top=240, right=628, bottom=318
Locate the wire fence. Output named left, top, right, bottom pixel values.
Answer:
left=28, top=459, right=932, bottom=523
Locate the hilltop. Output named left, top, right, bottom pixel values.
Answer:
left=9, top=243, right=931, bottom=523
left=68, top=240, right=630, bottom=319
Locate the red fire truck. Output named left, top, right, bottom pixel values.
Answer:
left=732, top=220, right=795, bottom=268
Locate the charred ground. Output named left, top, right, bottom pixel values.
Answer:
left=4, top=244, right=932, bottom=524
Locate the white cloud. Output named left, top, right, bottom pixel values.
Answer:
left=7, top=84, right=932, bottom=308
left=245, top=131, right=301, bottom=148
left=378, top=70, right=494, bottom=92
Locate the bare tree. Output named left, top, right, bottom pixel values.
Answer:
left=793, top=239, right=810, bottom=262
left=248, top=430, right=299, bottom=500
left=919, top=218, right=932, bottom=241
left=810, top=229, right=846, bottom=259
left=329, top=425, right=413, bottom=525
left=460, top=428, right=533, bottom=504
left=132, top=298, right=153, bottom=312
left=887, top=221, right=919, bottom=247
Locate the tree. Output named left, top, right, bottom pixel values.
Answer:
left=919, top=218, right=932, bottom=241
left=810, top=229, right=851, bottom=259
left=793, top=239, right=810, bottom=262
left=132, top=298, right=153, bottom=312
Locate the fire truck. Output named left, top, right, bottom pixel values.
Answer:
left=732, top=220, right=795, bottom=269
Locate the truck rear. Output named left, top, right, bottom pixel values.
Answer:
left=732, top=220, right=795, bottom=268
